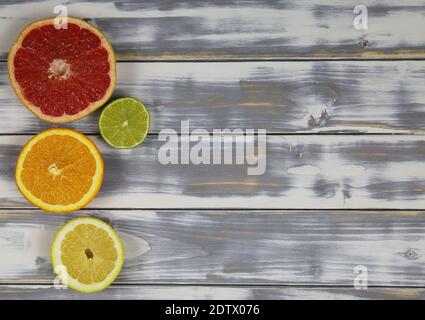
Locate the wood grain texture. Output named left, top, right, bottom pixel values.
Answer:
left=1, top=0, right=425, bottom=60
left=2, top=0, right=425, bottom=300
left=3, top=61, right=425, bottom=134
left=1, top=285, right=424, bottom=300
left=3, top=135, right=425, bottom=209
left=0, top=135, right=425, bottom=209
left=0, top=210, right=425, bottom=286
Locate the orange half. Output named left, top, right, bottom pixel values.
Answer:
left=15, top=128, right=104, bottom=213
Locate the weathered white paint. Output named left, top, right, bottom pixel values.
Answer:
left=0, top=212, right=150, bottom=282
left=288, top=165, right=321, bottom=176
left=0, top=210, right=425, bottom=287
left=3, top=284, right=425, bottom=300
left=1, top=0, right=425, bottom=300
left=0, top=225, right=53, bottom=277
left=0, top=0, right=425, bottom=59
left=4, top=61, right=425, bottom=134
left=2, top=135, right=425, bottom=209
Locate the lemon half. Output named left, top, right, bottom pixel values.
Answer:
left=51, top=217, right=124, bottom=293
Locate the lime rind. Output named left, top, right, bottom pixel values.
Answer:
left=99, top=97, right=150, bottom=149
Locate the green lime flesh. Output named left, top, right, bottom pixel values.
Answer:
left=99, top=97, right=150, bottom=148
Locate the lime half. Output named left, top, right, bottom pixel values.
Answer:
left=99, top=97, right=150, bottom=148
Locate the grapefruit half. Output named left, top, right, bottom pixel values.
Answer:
left=8, top=17, right=116, bottom=123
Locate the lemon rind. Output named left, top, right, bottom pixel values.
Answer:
left=51, top=217, right=125, bottom=293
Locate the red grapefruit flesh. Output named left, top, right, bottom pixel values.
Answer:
left=8, top=18, right=116, bottom=123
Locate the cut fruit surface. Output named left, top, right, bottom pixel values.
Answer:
left=99, top=97, right=150, bottom=148
left=15, top=128, right=103, bottom=213
left=51, top=217, right=124, bottom=293
left=8, top=17, right=116, bottom=123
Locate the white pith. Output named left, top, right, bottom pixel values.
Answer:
left=48, top=59, right=71, bottom=80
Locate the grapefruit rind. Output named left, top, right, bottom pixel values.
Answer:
left=51, top=217, right=125, bottom=293
left=15, top=128, right=104, bottom=213
left=8, top=17, right=116, bottom=123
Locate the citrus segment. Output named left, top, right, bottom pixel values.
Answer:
left=8, top=17, right=116, bottom=123
left=15, top=128, right=103, bottom=213
left=99, top=97, right=150, bottom=148
left=51, top=217, right=124, bottom=293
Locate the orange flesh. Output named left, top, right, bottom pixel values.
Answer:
left=20, top=135, right=96, bottom=205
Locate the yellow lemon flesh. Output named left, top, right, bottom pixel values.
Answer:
left=51, top=217, right=124, bottom=293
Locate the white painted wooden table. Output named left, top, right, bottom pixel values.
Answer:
left=1, top=0, right=425, bottom=300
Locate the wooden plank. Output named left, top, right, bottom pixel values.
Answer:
left=0, top=285, right=424, bottom=300
left=0, top=210, right=425, bottom=286
left=3, top=61, right=425, bottom=134
left=2, top=135, right=425, bottom=209
left=1, top=0, right=425, bottom=60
